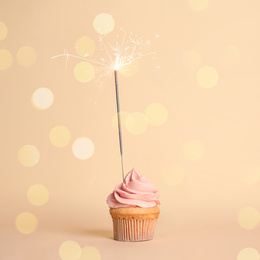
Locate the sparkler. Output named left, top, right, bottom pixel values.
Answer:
left=51, top=28, right=155, bottom=182
left=114, top=70, right=124, bottom=181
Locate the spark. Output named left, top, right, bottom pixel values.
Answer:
left=51, top=50, right=105, bottom=67
left=51, top=28, right=155, bottom=77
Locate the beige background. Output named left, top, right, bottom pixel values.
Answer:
left=1, top=0, right=260, bottom=259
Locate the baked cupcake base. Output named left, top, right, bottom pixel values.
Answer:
left=109, top=206, right=160, bottom=242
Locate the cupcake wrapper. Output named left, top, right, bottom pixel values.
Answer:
left=112, top=218, right=157, bottom=242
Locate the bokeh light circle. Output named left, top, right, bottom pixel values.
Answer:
left=79, top=246, right=101, bottom=260
left=27, top=184, right=49, bottom=206
left=237, top=207, right=260, bottom=230
left=93, top=13, right=115, bottom=35
left=49, top=126, right=71, bottom=148
left=0, top=49, right=13, bottom=70
left=112, top=111, right=129, bottom=131
left=59, top=240, right=82, bottom=260
left=16, top=46, right=37, bottom=67
left=75, top=36, right=95, bottom=57
left=0, top=21, right=8, bottom=41
left=18, top=145, right=40, bottom=167
left=197, top=66, right=219, bottom=88
left=72, top=138, right=95, bottom=160
left=15, top=212, right=38, bottom=234
left=239, top=163, right=260, bottom=185
left=32, top=88, right=54, bottom=110
left=181, top=49, right=201, bottom=70
left=125, top=112, right=148, bottom=135
left=73, top=62, right=95, bottom=83
left=188, top=0, right=209, bottom=11
left=145, top=103, right=168, bottom=126
left=162, top=164, right=185, bottom=186
left=237, top=248, right=260, bottom=260
left=183, top=139, right=204, bottom=161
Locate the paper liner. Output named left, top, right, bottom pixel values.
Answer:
left=112, top=218, right=157, bottom=242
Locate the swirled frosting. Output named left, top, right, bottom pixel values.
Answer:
left=106, top=168, right=160, bottom=208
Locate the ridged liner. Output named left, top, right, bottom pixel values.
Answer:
left=112, top=218, right=157, bottom=242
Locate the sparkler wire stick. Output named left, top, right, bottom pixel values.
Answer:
left=114, top=70, right=125, bottom=182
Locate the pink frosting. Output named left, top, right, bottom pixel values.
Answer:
left=106, top=168, right=160, bottom=208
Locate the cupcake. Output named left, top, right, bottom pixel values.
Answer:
left=106, top=168, right=160, bottom=242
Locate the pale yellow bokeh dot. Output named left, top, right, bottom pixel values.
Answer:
left=183, top=139, right=205, bottom=161
left=0, top=49, right=13, bottom=70
left=75, top=36, right=95, bottom=57
left=93, top=13, right=115, bottom=35
left=27, top=184, right=49, bottom=206
left=78, top=246, right=101, bottom=260
left=145, top=103, right=168, bottom=126
left=240, top=163, right=260, bottom=185
left=197, top=66, right=219, bottom=88
left=112, top=111, right=129, bottom=130
left=181, top=49, right=201, bottom=70
left=31, top=88, right=54, bottom=110
left=18, top=145, right=40, bottom=167
left=72, top=138, right=95, bottom=160
left=49, top=126, right=71, bottom=148
left=188, top=0, right=209, bottom=11
left=59, top=240, right=82, bottom=260
left=15, top=212, right=38, bottom=234
left=221, top=45, right=241, bottom=68
left=16, top=46, right=37, bottom=67
left=125, top=112, right=148, bottom=135
left=162, top=165, right=184, bottom=186
left=0, top=21, right=8, bottom=41
left=73, top=62, right=95, bottom=83
left=237, top=248, right=260, bottom=260
left=237, top=207, right=260, bottom=230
